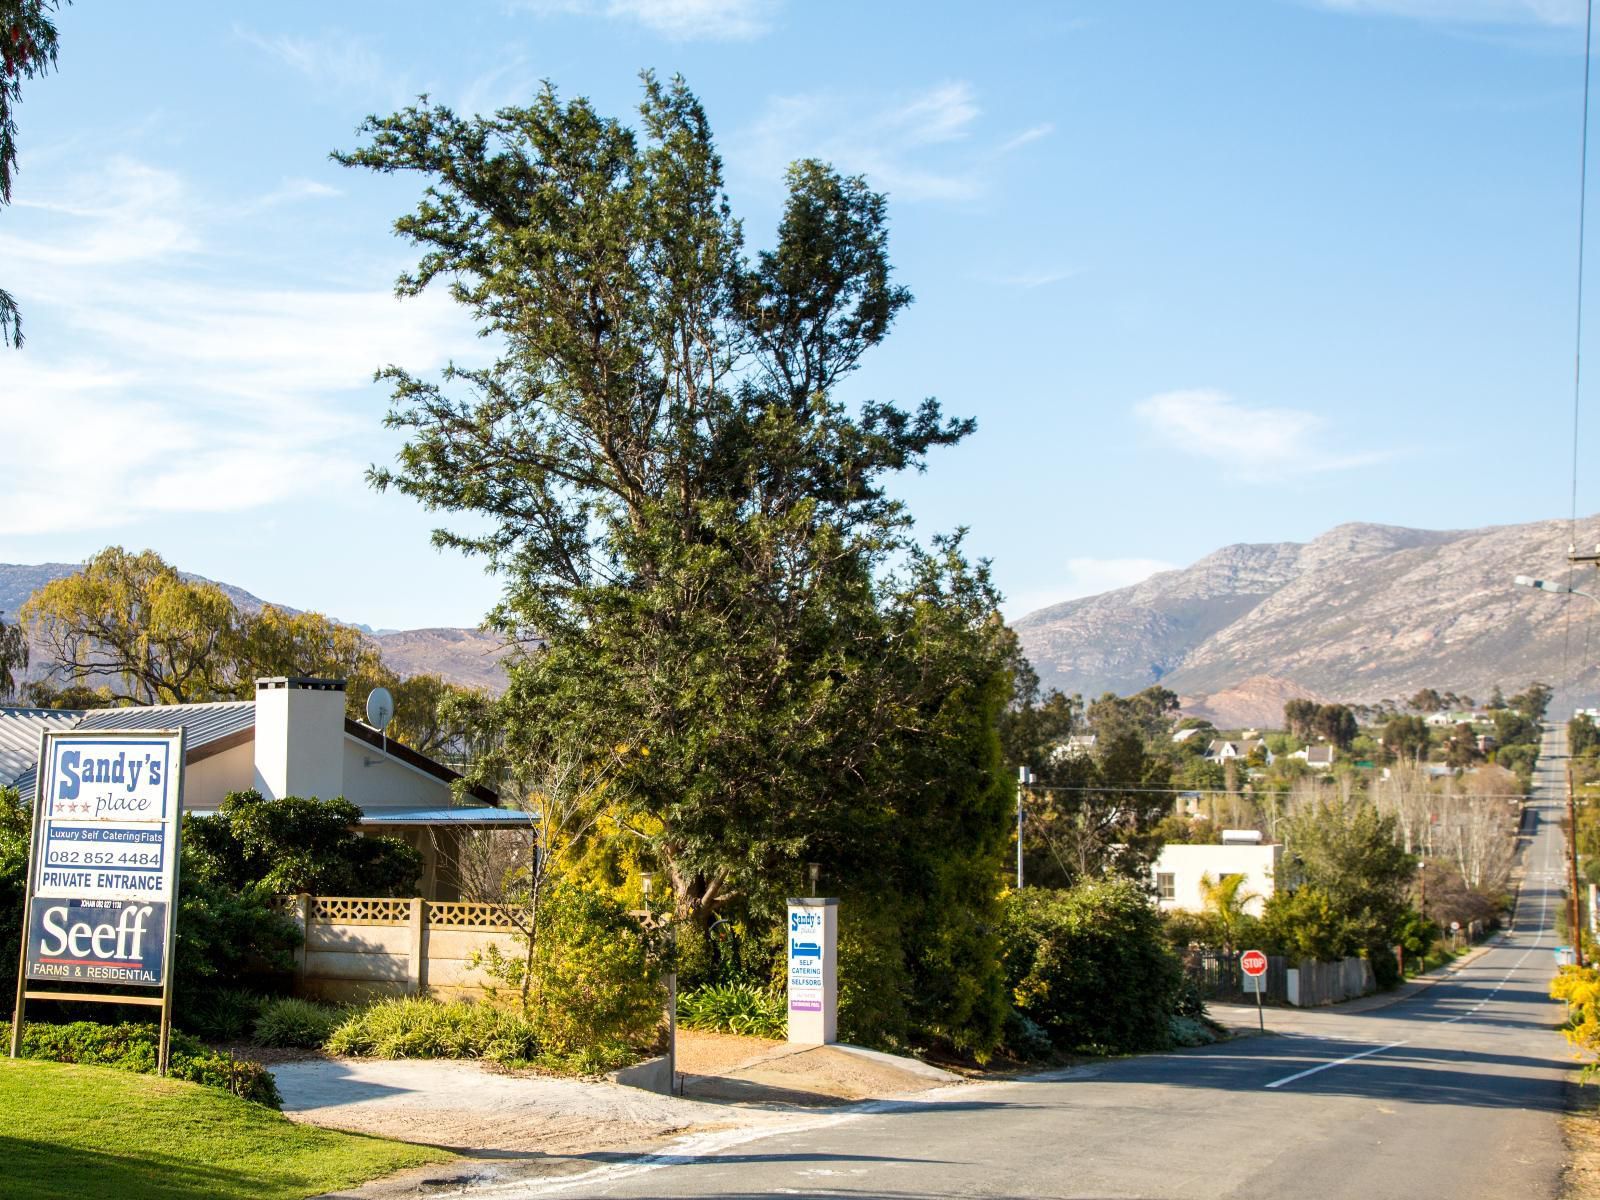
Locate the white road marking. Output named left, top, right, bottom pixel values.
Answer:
left=1264, top=1039, right=1411, bottom=1089
left=1265, top=775, right=1561, bottom=1090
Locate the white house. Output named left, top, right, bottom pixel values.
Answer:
left=0, top=677, right=529, bottom=897
left=1205, top=738, right=1274, bottom=766
left=1052, top=733, right=1098, bottom=761
left=1151, top=836, right=1282, bottom=917
left=1291, top=745, right=1336, bottom=769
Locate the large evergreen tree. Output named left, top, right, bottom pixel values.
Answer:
left=338, top=76, right=1015, bottom=1050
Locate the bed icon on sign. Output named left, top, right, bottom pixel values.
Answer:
left=790, top=939, right=821, bottom=958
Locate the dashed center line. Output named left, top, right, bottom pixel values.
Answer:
left=1262, top=783, right=1558, bottom=1091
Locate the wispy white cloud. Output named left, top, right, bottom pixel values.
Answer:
left=735, top=81, right=989, bottom=203
left=512, top=0, right=779, bottom=40
left=6, top=158, right=195, bottom=265
left=234, top=27, right=408, bottom=101
left=0, top=155, right=479, bottom=537
left=1006, top=557, right=1177, bottom=618
left=997, top=123, right=1054, bottom=154
left=1134, top=388, right=1392, bottom=482
left=1307, top=0, right=1582, bottom=25
left=991, top=268, right=1076, bottom=289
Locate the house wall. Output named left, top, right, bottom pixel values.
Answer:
left=339, top=739, right=455, bottom=811
left=1152, top=843, right=1282, bottom=916
left=281, top=895, right=522, bottom=1004
left=181, top=740, right=256, bottom=814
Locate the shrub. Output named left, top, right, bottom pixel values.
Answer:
left=184, top=791, right=422, bottom=897
left=1002, top=1008, right=1053, bottom=1060
left=1000, top=879, right=1183, bottom=1055
left=1168, top=1014, right=1224, bottom=1047
left=184, top=988, right=264, bottom=1042
left=531, top=884, right=664, bottom=1059
left=1555, top=964, right=1600, bottom=1080
left=678, top=983, right=786, bottom=1039
left=325, top=997, right=539, bottom=1064
left=254, top=997, right=345, bottom=1048
left=472, top=881, right=666, bottom=1065
left=834, top=903, right=911, bottom=1050
left=3, top=1020, right=280, bottom=1106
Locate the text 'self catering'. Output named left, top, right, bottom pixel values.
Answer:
left=26, top=734, right=182, bottom=987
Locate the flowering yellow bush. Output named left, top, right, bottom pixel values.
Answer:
left=1552, top=964, right=1600, bottom=1078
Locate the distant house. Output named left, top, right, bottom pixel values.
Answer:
left=1151, top=837, right=1282, bottom=918
left=1172, top=727, right=1205, bottom=745
left=0, top=677, right=528, bottom=898
left=1205, top=738, right=1274, bottom=766
left=1052, top=733, right=1098, bottom=761
left=1291, top=745, right=1336, bottom=769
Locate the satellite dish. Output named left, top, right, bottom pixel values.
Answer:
left=366, top=686, right=395, bottom=734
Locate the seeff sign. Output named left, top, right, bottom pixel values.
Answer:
left=23, top=732, right=184, bottom=987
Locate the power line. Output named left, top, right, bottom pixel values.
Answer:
left=1564, top=0, right=1597, bottom=707
left=1018, top=782, right=1531, bottom=801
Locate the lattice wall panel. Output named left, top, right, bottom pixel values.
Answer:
left=311, top=897, right=412, bottom=924
left=428, top=901, right=517, bottom=930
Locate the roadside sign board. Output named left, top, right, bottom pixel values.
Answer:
left=1241, top=949, right=1268, bottom=977
left=1243, top=973, right=1265, bottom=993
left=24, top=732, right=183, bottom=987
left=11, top=729, right=185, bottom=1074
left=786, top=898, right=837, bottom=1045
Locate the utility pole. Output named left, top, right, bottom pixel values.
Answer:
left=1570, top=545, right=1600, bottom=967
left=1572, top=761, right=1588, bottom=968
left=1016, top=766, right=1034, bottom=889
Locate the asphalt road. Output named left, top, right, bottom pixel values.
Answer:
left=499, top=730, right=1575, bottom=1200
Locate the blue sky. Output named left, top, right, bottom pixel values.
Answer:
left=0, top=0, right=1595, bottom=630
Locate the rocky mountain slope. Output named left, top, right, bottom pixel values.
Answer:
left=1013, top=516, right=1598, bottom=725
left=0, top=563, right=510, bottom=695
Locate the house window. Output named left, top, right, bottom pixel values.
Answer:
left=1156, top=872, right=1176, bottom=901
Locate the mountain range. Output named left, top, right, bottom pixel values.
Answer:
left=1011, top=516, right=1598, bottom=727
left=7, top=514, right=1593, bottom=728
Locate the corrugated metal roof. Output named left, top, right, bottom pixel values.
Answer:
left=76, top=700, right=255, bottom=746
left=0, top=707, right=85, bottom=788
left=356, top=806, right=535, bottom=826
left=2, top=701, right=256, bottom=802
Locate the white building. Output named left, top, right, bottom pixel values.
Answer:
left=1151, top=836, right=1282, bottom=917
left=0, top=677, right=528, bottom=897
left=1291, top=745, right=1336, bottom=769
left=1204, top=738, right=1274, bottom=766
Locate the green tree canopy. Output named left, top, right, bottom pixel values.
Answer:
left=1, top=0, right=64, bottom=346
left=337, top=75, right=1016, bottom=1052
left=0, top=609, right=25, bottom=699
left=1268, top=799, right=1415, bottom=959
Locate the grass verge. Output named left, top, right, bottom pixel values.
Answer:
left=0, top=1058, right=452, bottom=1200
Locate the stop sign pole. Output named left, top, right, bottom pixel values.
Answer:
left=1241, top=949, right=1268, bottom=1031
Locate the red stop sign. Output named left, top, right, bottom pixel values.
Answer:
left=1241, top=949, right=1268, bottom=977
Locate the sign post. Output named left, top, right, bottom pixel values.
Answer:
left=10, top=729, right=185, bottom=1072
left=1241, top=948, right=1268, bottom=1032
left=786, top=897, right=837, bottom=1045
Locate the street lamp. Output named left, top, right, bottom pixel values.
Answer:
left=1515, top=575, right=1600, bottom=602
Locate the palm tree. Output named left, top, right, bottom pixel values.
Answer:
left=1199, top=870, right=1259, bottom=958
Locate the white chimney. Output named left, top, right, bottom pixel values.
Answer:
left=252, top=677, right=347, bottom=801
left=1221, top=829, right=1264, bottom=844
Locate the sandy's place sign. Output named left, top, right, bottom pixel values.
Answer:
left=10, top=729, right=186, bottom=1069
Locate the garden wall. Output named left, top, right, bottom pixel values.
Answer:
left=1286, top=956, right=1375, bottom=1007
left=276, top=895, right=521, bottom=1004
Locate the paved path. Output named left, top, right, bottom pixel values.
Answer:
left=463, top=726, right=1574, bottom=1200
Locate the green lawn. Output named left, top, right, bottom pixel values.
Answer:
left=0, top=1059, right=453, bottom=1200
